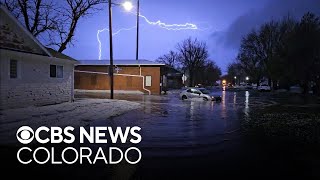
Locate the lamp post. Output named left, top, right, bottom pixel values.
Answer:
left=122, top=0, right=140, bottom=73
left=234, top=76, right=237, bottom=85
left=108, top=1, right=134, bottom=99
left=136, top=0, right=140, bottom=62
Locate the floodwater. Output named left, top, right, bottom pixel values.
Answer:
left=93, top=90, right=248, bottom=157
left=2, top=90, right=319, bottom=179
left=84, top=90, right=320, bottom=179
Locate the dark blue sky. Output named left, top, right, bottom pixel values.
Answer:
left=63, top=0, right=320, bottom=73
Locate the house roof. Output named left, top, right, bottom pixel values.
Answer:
left=0, top=5, right=52, bottom=57
left=1, top=5, right=79, bottom=63
left=77, top=60, right=165, bottom=66
left=46, top=48, right=77, bottom=62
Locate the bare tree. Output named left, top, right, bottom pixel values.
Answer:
left=237, top=30, right=264, bottom=85
left=177, top=37, right=208, bottom=86
left=2, top=0, right=59, bottom=38
left=156, top=50, right=180, bottom=68
left=1, top=0, right=107, bottom=52
left=55, top=0, right=107, bottom=52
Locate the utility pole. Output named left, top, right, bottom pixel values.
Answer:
left=136, top=0, right=140, bottom=62
left=108, top=0, right=114, bottom=99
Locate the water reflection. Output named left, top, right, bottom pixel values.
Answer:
left=233, top=92, right=237, bottom=107
left=221, top=90, right=227, bottom=118
left=244, top=91, right=249, bottom=116
left=189, top=101, right=195, bottom=121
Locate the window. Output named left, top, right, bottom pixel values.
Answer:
left=10, top=59, right=18, bottom=78
left=191, top=89, right=201, bottom=94
left=145, top=76, right=152, bottom=87
left=57, top=65, right=63, bottom=78
left=50, top=65, right=63, bottom=78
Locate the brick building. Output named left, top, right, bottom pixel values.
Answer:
left=0, top=6, right=77, bottom=109
left=75, top=60, right=165, bottom=95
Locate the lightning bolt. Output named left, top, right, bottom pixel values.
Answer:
left=137, top=13, right=198, bottom=30
left=97, top=13, right=209, bottom=59
left=97, top=26, right=137, bottom=60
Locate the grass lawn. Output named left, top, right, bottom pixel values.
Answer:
left=242, top=97, right=320, bottom=143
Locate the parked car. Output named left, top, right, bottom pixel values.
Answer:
left=180, top=88, right=221, bottom=101
left=252, top=83, right=258, bottom=89
left=289, top=85, right=302, bottom=94
left=233, top=84, right=247, bottom=91
left=246, top=83, right=253, bottom=89
left=257, top=84, right=271, bottom=91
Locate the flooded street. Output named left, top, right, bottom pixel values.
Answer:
left=93, top=90, right=249, bottom=157
left=2, top=90, right=319, bottom=179
left=76, top=90, right=320, bottom=178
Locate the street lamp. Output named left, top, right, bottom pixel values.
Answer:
left=246, top=76, right=249, bottom=81
left=108, top=1, right=136, bottom=99
left=120, top=1, right=139, bottom=62
left=122, top=1, right=133, bottom=11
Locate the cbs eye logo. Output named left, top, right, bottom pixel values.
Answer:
left=16, top=126, right=34, bottom=144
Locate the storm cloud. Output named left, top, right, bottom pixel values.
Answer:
left=215, top=0, right=320, bottom=49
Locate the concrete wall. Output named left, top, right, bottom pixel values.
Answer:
left=75, top=65, right=161, bottom=95
left=0, top=49, right=75, bottom=109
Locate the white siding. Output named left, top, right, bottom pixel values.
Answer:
left=0, top=49, right=75, bottom=109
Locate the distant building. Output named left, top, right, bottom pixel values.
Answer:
left=75, top=60, right=165, bottom=95
left=161, top=66, right=183, bottom=90
left=0, top=6, right=77, bottom=109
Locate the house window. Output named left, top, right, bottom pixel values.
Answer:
left=145, top=76, right=152, bottom=87
left=10, top=59, right=18, bottom=78
left=50, top=65, right=63, bottom=78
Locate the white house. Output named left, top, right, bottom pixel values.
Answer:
left=0, top=6, right=77, bottom=109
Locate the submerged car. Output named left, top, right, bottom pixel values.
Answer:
left=180, top=88, right=222, bottom=101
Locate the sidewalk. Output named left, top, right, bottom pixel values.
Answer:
left=0, top=98, right=141, bottom=145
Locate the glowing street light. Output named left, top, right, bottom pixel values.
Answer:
left=122, top=1, right=133, bottom=11
left=108, top=0, right=138, bottom=99
left=246, top=76, right=249, bottom=81
left=222, top=80, right=227, bottom=84
left=121, top=0, right=140, bottom=66
left=234, top=76, right=237, bottom=79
